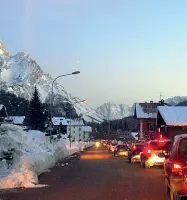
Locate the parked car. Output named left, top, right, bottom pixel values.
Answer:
left=163, top=134, right=187, bottom=200
left=140, top=139, right=172, bottom=168
left=128, top=142, right=146, bottom=163
left=114, top=144, right=130, bottom=157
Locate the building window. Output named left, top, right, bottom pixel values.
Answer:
left=79, top=127, right=81, bottom=131
left=161, top=126, right=167, bottom=132
left=148, top=123, right=156, bottom=132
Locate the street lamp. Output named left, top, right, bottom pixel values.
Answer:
left=50, top=71, right=80, bottom=142
left=69, top=99, right=87, bottom=148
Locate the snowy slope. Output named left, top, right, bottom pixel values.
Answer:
left=165, top=96, right=187, bottom=105
left=0, top=41, right=103, bottom=122
left=96, top=102, right=132, bottom=120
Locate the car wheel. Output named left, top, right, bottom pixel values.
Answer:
left=173, top=192, right=180, bottom=200
left=165, top=177, right=170, bottom=194
left=140, top=160, right=144, bottom=167
left=170, top=181, right=180, bottom=200
left=131, top=157, right=134, bottom=163
left=145, top=160, right=150, bottom=169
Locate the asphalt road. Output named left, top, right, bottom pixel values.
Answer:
left=0, top=146, right=169, bottom=200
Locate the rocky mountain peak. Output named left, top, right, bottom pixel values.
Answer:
left=0, top=41, right=103, bottom=122
left=0, top=41, right=5, bottom=50
left=96, top=102, right=132, bottom=120
left=0, top=41, right=11, bottom=57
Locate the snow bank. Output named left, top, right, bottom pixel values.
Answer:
left=0, top=124, right=92, bottom=189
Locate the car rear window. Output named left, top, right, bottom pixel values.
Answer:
left=117, top=145, right=127, bottom=149
left=179, top=139, right=187, bottom=158
left=133, top=144, right=144, bottom=151
left=150, top=141, right=171, bottom=151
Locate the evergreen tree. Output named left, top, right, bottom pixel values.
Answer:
left=27, top=86, right=46, bottom=131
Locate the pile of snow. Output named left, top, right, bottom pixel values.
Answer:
left=0, top=124, right=92, bottom=189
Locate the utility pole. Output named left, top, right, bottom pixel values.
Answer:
left=160, top=92, right=163, bottom=100
left=0, top=59, right=2, bottom=92
left=107, top=115, right=111, bottom=140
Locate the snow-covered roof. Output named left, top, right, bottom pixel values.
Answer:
left=131, top=132, right=139, bottom=140
left=52, top=117, right=84, bottom=126
left=9, top=116, right=25, bottom=124
left=0, top=105, right=4, bottom=111
left=134, top=103, right=159, bottom=119
left=158, top=106, right=187, bottom=126
left=84, top=126, right=92, bottom=132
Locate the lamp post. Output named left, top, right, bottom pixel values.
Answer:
left=50, top=71, right=80, bottom=142
left=69, top=99, right=87, bottom=148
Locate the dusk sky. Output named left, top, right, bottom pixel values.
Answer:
left=0, top=0, right=187, bottom=108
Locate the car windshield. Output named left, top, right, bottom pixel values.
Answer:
left=150, top=141, right=171, bottom=151
left=179, top=139, right=187, bottom=158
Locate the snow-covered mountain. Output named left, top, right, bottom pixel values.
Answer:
left=0, top=41, right=103, bottom=122
left=165, top=96, right=187, bottom=105
left=96, top=102, right=132, bottom=120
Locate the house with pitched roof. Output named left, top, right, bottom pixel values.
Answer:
left=9, top=116, right=25, bottom=125
left=133, top=101, right=160, bottom=139
left=157, top=106, right=187, bottom=139
left=52, top=117, right=92, bottom=141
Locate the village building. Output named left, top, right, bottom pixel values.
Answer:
left=52, top=117, right=92, bottom=141
left=157, top=106, right=187, bottom=139
left=9, top=116, right=25, bottom=126
left=133, top=102, right=160, bottom=139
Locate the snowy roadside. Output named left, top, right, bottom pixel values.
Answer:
left=0, top=124, right=93, bottom=189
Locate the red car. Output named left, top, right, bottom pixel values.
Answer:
left=140, top=139, right=171, bottom=168
left=163, top=134, right=187, bottom=200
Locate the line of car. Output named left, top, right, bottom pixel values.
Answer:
left=101, top=135, right=187, bottom=200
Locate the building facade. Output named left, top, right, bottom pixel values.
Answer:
left=157, top=106, right=187, bottom=139
left=133, top=102, right=160, bottom=139
left=52, top=117, right=92, bottom=141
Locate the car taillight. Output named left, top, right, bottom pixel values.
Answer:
left=174, top=164, right=181, bottom=169
left=115, top=147, right=118, bottom=151
left=133, top=145, right=136, bottom=150
left=147, top=149, right=151, bottom=154
left=172, top=163, right=182, bottom=175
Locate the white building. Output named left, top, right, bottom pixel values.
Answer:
left=84, top=126, right=92, bottom=141
left=9, top=116, right=25, bottom=125
left=52, top=117, right=92, bottom=141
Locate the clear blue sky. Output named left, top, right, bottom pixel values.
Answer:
left=0, top=0, right=187, bottom=108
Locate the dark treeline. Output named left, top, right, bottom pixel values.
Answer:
left=0, top=89, right=79, bottom=131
